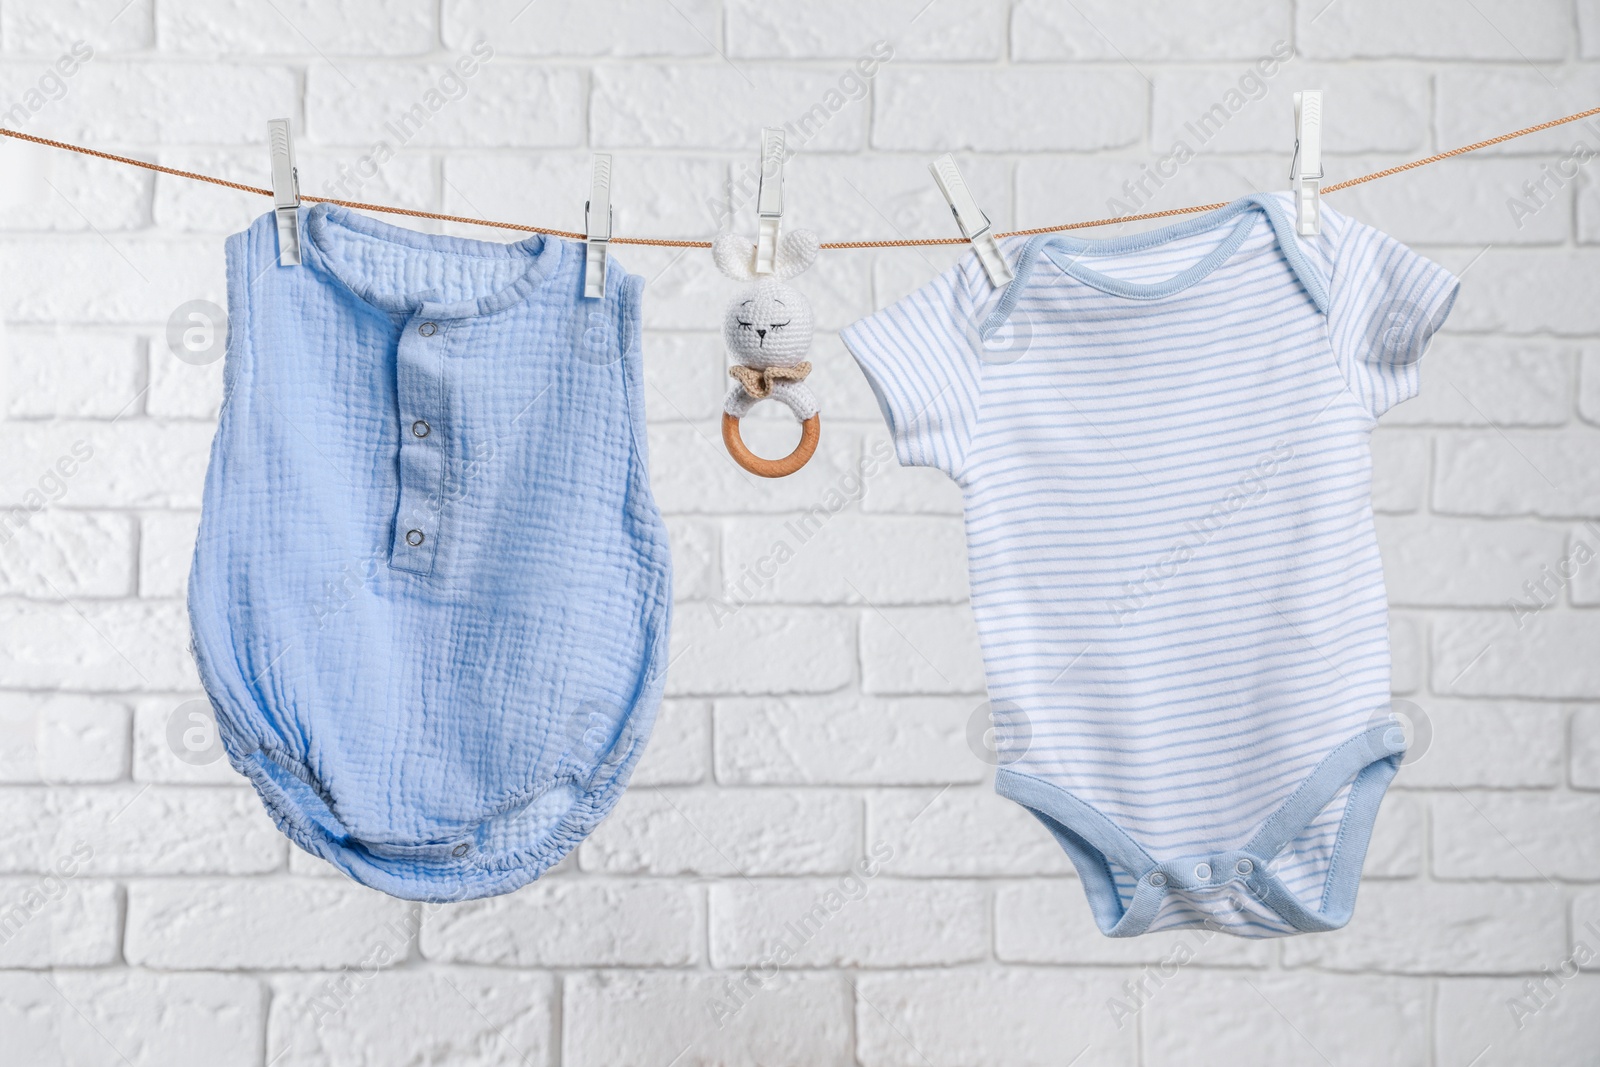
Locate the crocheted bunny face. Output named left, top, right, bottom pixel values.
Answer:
left=722, top=281, right=813, bottom=368
left=713, top=230, right=819, bottom=371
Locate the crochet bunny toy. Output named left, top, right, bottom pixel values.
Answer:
left=713, top=228, right=822, bottom=477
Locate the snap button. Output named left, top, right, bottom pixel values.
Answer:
left=1236, top=858, right=1254, bottom=875
left=451, top=843, right=469, bottom=857
left=405, top=529, right=425, bottom=547
left=1195, top=863, right=1211, bottom=880
left=419, top=322, right=438, bottom=337
left=1148, top=872, right=1167, bottom=887
left=411, top=419, right=430, bottom=438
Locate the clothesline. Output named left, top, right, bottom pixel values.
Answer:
left=1, top=104, right=1597, bottom=248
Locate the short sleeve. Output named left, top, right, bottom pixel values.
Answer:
left=840, top=257, right=986, bottom=477
left=1325, top=215, right=1460, bottom=418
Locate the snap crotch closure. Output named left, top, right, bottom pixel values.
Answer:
left=1142, top=849, right=1268, bottom=894
left=357, top=835, right=477, bottom=866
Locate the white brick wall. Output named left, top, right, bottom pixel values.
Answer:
left=0, top=2, right=1595, bottom=1064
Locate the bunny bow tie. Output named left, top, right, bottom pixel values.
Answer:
left=729, top=362, right=811, bottom=399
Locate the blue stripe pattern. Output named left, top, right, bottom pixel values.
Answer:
left=843, top=193, right=1457, bottom=937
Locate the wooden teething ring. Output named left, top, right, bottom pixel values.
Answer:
left=722, top=412, right=821, bottom=478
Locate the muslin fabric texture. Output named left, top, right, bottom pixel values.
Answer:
left=188, top=204, right=671, bottom=902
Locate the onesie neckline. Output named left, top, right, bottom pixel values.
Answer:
left=980, top=193, right=1330, bottom=343
left=302, top=202, right=565, bottom=321
left=1043, top=211, right=1259, bottom=301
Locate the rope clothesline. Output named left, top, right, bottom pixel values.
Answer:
left=1, top=104, right=1597, bottom=249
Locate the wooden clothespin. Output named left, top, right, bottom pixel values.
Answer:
left=1291, top=90, right=1324, bottom=237
left=267, top=118, right=302, bottom=266
left=929, top=154, right=1012, bottom=286
left=584, top=154, right=612, bottom=299
left=754, top=127, right=785, bottom=275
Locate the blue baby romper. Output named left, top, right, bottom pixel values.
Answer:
left=843, top=193, right=1458, bottom=937
left=188, top=203, right=672, bottom=901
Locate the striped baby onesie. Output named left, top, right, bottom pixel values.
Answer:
left=841, top=193, right=1457, bottom=937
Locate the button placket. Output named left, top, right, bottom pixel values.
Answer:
left=390, top=315, right=447, bottom=575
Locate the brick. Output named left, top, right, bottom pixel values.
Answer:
left=422, top=879, right=701, bottom=966
left=1366, top=790, right=1425, bottom=878
left=132, top=695, right=239, bottom=784
left=867, top=786, right=1075, bottom=876
left=0, top=692, right=129, bottom=783
left=727, top=1, right=999, bottom=60
left=854, top=970, right=1139, bottom=1067
left=307, top=63, right=584, bottom=148
left=1390, top=613, right=1423, bottom=695
left=1434, top=611, right=1600, bottom=699
left=446, top=0, right=719, bottom=56
left=994, top=879, right=1273, bottom=966
left=0, top=971, right=261, bottom=1067
left=1, top=2, right=151, bottom=53
left=642, top=333, right=727, bottom=424
left=1435, top=429, right=1600, bottom=517
left=268, top=970, right=553, bottom=1067
left=4, top=330, right=142, bottom=418
left=1281, top=881, right=1566, bottom=973
left=592, top=65, right=869, bottom=151
left=1015, top=0, right=1289, bottom=60
left=1439, top=67, right=1600, bottom=154
left=0, top=598, right=197, bottom=690
left=1576, top=707, right=1600, bottom=789
left=860, top=604, right=985, bottom=694
left=146, top=340, right=222, bottom=420
left=581, top=787, right=860, bottom=876
left=860, top=446, right=965, bottom=516
left=125, top=878, right=412, bottom=968
left=0, top=509, right=134, bottom=598
left=1437, top=976, right=1600, bottom=1066
left=564, top=971, right=851, bottom=1067
left=1572, top=524, right=1600, bottom=606
left=709, top=877, right=986, bottom=968
left=1389, top=336, right=1575, bottom=427
left=1574, top=889, right=1600, bottom=948
left=1433, top=791, right=1600, bottom=880
left=3, top=421, right=212, bottom=510
left=1376, top=515, right=1567, bottom=607
left=1332, top=157, right=1571, bottom=245
left=1585, top=350, right=1600, bottom=425
left=154, top=148, right=434, bottom=234
left=1015, top=157, right=1280, bottom=240
left=665, top=517, right=719, bottom=601
left=443, top=151, right=729, bottom=240
left=667, top=603, right=855, bottom=696
left=1451, top=251, right=1600, bottom=336
left=1370, top=429, right=1428, bottom=513
left=714, top=694, right=983, bottom=785
left=0, top=877, right=118, bottom=966
left=0, top=786, right=284, bottom=875
left=1152, top=64, right=1426, bottom=155
left=1145, top=972, right=1428, bottom=1065
left=158, top=0, right=435, bottom=54
left=629, top=699, right=710, bottom=786
left=720, top=514, right=968, bottom=605
left=1393, top=699, right=1565, bottom=789
left=0, top=239, right=223, bottom=326
left=1297, top=0, right=1570, bottom=59
left=137, top=510, right=200, bottom=599
left=24, top=63, right=297, bottom=145
left=872, top=67, right=1145, bottom=151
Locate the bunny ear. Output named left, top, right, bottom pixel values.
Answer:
left=773, top=229, right=820, bottom=280
left=712, top=233, right=758, bottom=281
